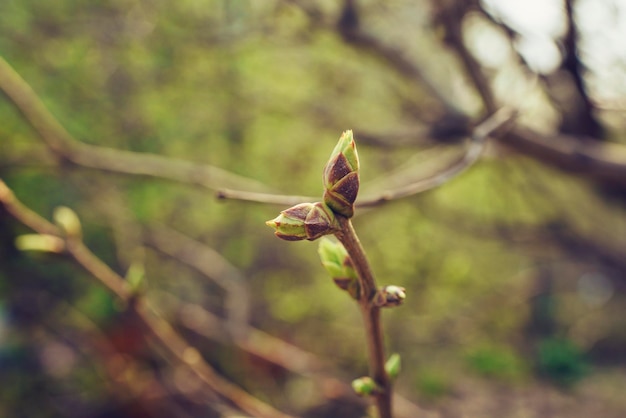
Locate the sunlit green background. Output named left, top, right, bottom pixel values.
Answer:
left=2, top=0, right=626, bottom=417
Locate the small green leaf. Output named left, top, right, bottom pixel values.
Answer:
left=385, top=353, right=401, bottom=379
left=351, top=376, right=380, bottom=397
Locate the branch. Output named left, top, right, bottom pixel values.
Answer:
left=334, top=216, right=391, bottom=418
left=559, top=0, right=604, bottom=137
left=0, top=179, right=293, bottom=418
left=434, top=0, right=496, bottom=113
left=358, top=107, right=515, bottom=207
left=502, top=127, right=626, bottom=188
left=177, top=302, right=437, bottom=418
left=218, top=107, right=516, bottom=208
left=0, top=56, right=273, bottom=193
left=143, top=224, right=251, bottom=338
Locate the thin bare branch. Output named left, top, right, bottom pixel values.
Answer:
left=434, top=0, right=496, bottom=113
left=358, top=107, right=515, bottom=207
left=216, top=189, right=318, bottom=206
left=503, top=128, right=626, bottom=187
left=143, top=225, right=251, bottom=338
left=0, top=56, right=273, bottom=193
left=178, top=302, right=438, bottom=418
left=0, top=178, right=293, bottom=418
left=217, top=108, right=516, bottom=209
left=335, top=0, right=460, bottom=115
left=335, top=216, right=392, bottom=418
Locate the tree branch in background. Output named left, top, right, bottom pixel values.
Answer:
left=143, top=225, right=250, bottom=339
left=177, top=301, right=438, bottom=418
left=434, top=0, right=497, bottom=113
left=336, top=0, right=460, bottom=115
left=358, top=107, right=515, bottom=207
left=559, top=0, right=604, bottom=138
left=0, top=56, right=272, bottom=193
left=218, top=107, right=515, bottom=208
left=326, top=1, right=626, bottom=191
left=0, top=179, right=293, bottom=418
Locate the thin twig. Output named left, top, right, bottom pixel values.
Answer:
left=217, top=107, right=516, bottom=208
left=0, top=179, right=293, bottom=418
left=335, top=216, right=392, bottom=418
left=358, top=107, right=515, bottom=206
left=143, top=224, right=250, bottom=338
left=434, top=0, right=497, bottom=113
left=178, top=301, right=438, bottom=418
left=0, top=56, right=273, bottom=193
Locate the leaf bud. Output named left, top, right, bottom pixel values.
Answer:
left=323, top=130, right=360, bottom=218
left=15, top=234, right=65, bottom=253
left=266, top=202, right=339, bottom=241
left=317, top=238, right=360, bottom=299
left=373, top=285, right=406, bottom=307
left=385, top=353, right=401, bottom=380
left=53, top=206, right=82, bottom=239
left=351, top=376, right=381, bottom=397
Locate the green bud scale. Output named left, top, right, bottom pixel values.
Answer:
left=385, top=353, right=401, bottom=379
left=266, top=202, right=339, bottom=241
left=323, top=130, right=360, bottom=218
left=351, top=376, right=381, bottom=397
left=317, top=238, right=360, bottom=299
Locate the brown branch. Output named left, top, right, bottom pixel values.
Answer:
left=503, top=127, right=626, bottom=188
left=0, top=56, right=273, bottom=193
left=358, top=107, right=515, bottom=207
left=216, top=189, right=318, bottom=206
left=335, top=0, right=460, bottom=115
left=143, top=224, right=250, bottom=338
left=559, top=0, right=604, bottom=138
left=335, top=216, right=392, bottom=418
left=0, top=178, right=293, bottom=418
left=218, top=107, right=515, bottom=208
left=178, top=302, right=438, bottom=418
left=434, top=0, right=496, bottom=113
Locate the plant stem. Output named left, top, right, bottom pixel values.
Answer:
left=335, top=216, right=393, bottom=418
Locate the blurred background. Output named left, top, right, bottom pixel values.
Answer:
left=1, top=0, right=626, bottom=417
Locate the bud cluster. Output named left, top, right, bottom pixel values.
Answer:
left=266, top=130, right=361, bottom=240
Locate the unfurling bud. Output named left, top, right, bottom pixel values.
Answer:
left=318, top=238, right=360, bottom=299
left=15, top=234, right=65, bottom=253
left=351, top=376, right=382, bottom=397
left=53, top=206, right=82, bottom=239
left=126, top=259, right=146, bottom=296
left=373, top=285, right=406, bottom=307
left=385, top=353, right=401, bottom=380
left=266, top=202, right=339, bottom=241
left=323, top=130, right=360, bottom=218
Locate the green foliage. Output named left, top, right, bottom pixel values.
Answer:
left=2, top=0, right=626, bottom=416
left=465, top=344, right=528, bottom=381
left=537, top=337, right=589, bottom=387
left=415, top=369, right=450, bottom=401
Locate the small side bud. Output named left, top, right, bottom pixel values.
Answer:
left=351, top=376, right=382, bottom=397
left=318, top=238, right=360, bottom=299
left=323, top=130, right=360, bottom=218
left=385, top=353, right=401, bottom=380
left=15, top=234, right=65, bottom=253
left=373, top=285, right=406, bottom=307
left=126, top=259, right=146, bottom=296
left=266, top=202, right=339, bottom=241
left=53, top=206, right=82, bottom=239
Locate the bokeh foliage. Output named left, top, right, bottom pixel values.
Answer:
left=2, top=0, right=626, bottom=417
